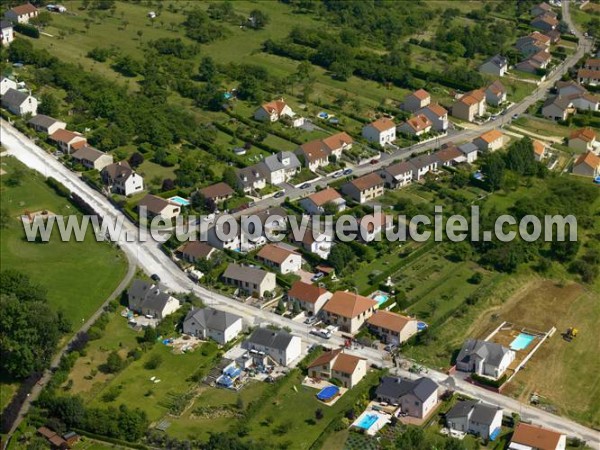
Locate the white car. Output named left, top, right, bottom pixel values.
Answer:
left=310, top=328, right=332, bottom=339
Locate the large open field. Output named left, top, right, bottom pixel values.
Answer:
left=476, top=279, right=600, bottom=428
left=0, top=156, right=128, bottom=326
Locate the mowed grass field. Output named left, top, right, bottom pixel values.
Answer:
left=0, top=157, right=127, bottom=326
left=488, top=280, right=600, bottom=429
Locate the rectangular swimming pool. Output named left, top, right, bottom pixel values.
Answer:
left=510, top=333, right=536, bottom=351
left=168, top=196, right=191, bottom=207
left=355, top=414, right=378, bottom=430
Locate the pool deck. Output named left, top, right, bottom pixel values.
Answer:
left=351, top=404, right=392, bottom=436
left=301, top=376, right=347, bottom=406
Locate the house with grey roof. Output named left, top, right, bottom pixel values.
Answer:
left=456, top=339, right=515, bottom=379
left=222, top=263, right=276, bottom=298
left=242, top=327, right=302, bottom=366
left=1, top=77, right=17, bottom=95
left=236, top=165, right=267, bottom=194
left=182, top=307, right=243, bottom=344
left=479, top=55, right=508, bottom=77
left=446, top=400, right=503, bottom=440
left=101, top=161, right=144, bottom=196
left=127, top=279, right=180, bottom=320
left=71, top=146, right=114, bottom=171
left=409, top=153, right=439, bottom=181
left=1, top=88, right=37, bottom=116
left=28, top=114, right=66, bottom=135
left=259, top=151, right=301, bottom=185
left=458, top=142, right=479, bottom=164
left=376, top=376, right=439, bottom=419
left=542, top=96, right=574, bottom=121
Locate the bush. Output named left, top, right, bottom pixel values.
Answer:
left=46, top=177, right=71, bottom=198
left=471, top=373, right=507, bottom=388
left=144, top=353, right=163, bottom=370
left=14, top=23, right=40, bottom=38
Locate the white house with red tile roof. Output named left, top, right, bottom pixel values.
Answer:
left=397, top=114, right=432, bottom=137
left=322, top=132, right=354, bottom=159
left=485, top=80, right=507, bottom=106
left=533, top=140, right=548, bottom=162
left=417, top=103, right=448, bottom=131
left=307, top=348, right=367, bottom=388
left=452, top=90, right=486, bottom=122
left=572, top=152, right=600, bottom=178
left=287, top=280, right=332, bottom=315
left=49, top=129, right=87, bottom=154
left=568, top=128, right=597, bottom=152
left=367, top=310, right=418, bottom=345
left=300, top=188, right=346, bottom=215
left=403, top=89, right=431, bottom=113
left=341, top=172, right=385, bottom=204
left=254, top=99, right=294, bottom=122
left=321, top=291, right=378, bottom=334
left=473, top=130, right=504, bottom=152
left=257, top=244, right=302, bottom=274
left=4, top=3, right=38, bottom=24
left=509, top=423, right=566, bottom=450
left=362, top=117, right=396, bottom=146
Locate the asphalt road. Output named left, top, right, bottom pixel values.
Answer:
left=1, top=0, right=598, bottom=445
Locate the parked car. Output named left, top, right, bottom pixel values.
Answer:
left=343, top=168, right=353, bottom=175
left=274, top=190, right=285, bottom=198
left=310, top=328, right=332, bottom=339
left=332, top=171, right=343, bottom=179
left=300, top=182, right=311, bottom=189
left=304, top=315, right=318, bottom=325
left=311, top=272, right=324, bottom=282
left=370, top=159, right=379, bottom=164
left=151, top=274, right=160, bottom=282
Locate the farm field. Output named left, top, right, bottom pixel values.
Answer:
left=0, top=156, right=128, bottom=326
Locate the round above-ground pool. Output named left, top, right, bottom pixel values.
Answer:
left=316, top=385, right=339, bottom=401
left=417, top=321, right=428, bottom=332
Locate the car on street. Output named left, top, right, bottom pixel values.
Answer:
left=151, top=274, right=160, bottom=282
left=310, top=328, right=332, bottom=339
left=300, top=182, right=311, bottom=189
left=343, top=168, right=353, bottom=175
left=370, top=159, right=379, bottom=164
left=512, top=114, right=519, bottom=120
left=274, top=190, right=285, bottom=198
left=304, top=315, right=319, bottom=325
left=332, top=171, right=343, bottom=179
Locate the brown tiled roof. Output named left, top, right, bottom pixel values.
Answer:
left=411, top=89, right=430, bottom=101
left=530, top=31, right=551, bottom=44
left=425, top=103, right=447, bottom=117
left=478, top=129, right=503, bottom=144
left=49, top=128, right=84, bottom=144
left=180, top=241, right=214, bottom=259
left=138, top=194, right=177, bottom=215
left=367, top=310, right=413, bottom=333
left=574, top=151, right=600, bottom=169
left=71, top=140, right=87, bottom=150
left=103, top=161, right=132, bottom=180
left=368, top=117, right=396, bottom=132
left=261, top=99, right=288, bottom=115
left=199, top=182, right=234, bottom=200
left=586, top=58, right=600, bottom=69
left=434, top=146, right=463, bottom=163
left=487, top=80, right=506, bottom=95
left=332, top=353, right=364, bottom=374
left=307, top=188, right=342, bottom=206
left=298, top=140, right=328, bottom=162
left=404, top=114, right=432, bottom=132
left=10, top=3, right=37, bottom=15
left=511, top=423, right=563, bottom=450
left=385, top=161, right=415, bottom=177
left=570, top=127, right=596, bottom=142
left=288, top=280, right=329, bottom=304
left=533, top=140, right=546, bottom=156
left=533, top=13, right=558, bottom=26
left=37, top=427, right=56, bottom=439
left=458, top=89, right=484, bottom=106
left=348, top=172, right=384, bottom=191
left=578, top=68, right=600, bottom=79
left=359, top=212, right=392, bottom=233
left=323, top=291, right=378, bottom=318
left=72, top=145, right=107, bottom=162
left=532, top=50, right=551, bottom=63
left=307, top=348, right=342, bottom=368
left=322, top=132, right=353, bottom=152
left=257, top=244, right=299, bottom=265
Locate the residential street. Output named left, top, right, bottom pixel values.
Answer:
left=1, top=0, right=598, bottom=446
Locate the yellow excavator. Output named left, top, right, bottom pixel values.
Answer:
left=564, top=327, right=578, bottom=342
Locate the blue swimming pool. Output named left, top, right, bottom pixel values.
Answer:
left=372, top=293, right=389, bottom=306
left=355, top=414, right=379, bottom=430
left=169, top=196, right=190, bottom=207
left=316, top=386, right=339, bottom=401
left=417, top=321, right=428, bottom=332
left=510, top=333, right=536, bottom=351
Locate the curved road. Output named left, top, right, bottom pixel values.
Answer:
left=1, top=0, right=598, bottom=445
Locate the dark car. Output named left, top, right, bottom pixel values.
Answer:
left=370, top=159, right=379, bottom=164
left=300, top=183, right=311, bottom=189
left=274, top=190, right=285, bottom=198
left=342, top=168, right=353, bottom=175
left=151, top=274, right=161, bottom=282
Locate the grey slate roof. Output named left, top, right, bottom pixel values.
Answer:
left=458, top=142, right=478, bottom=155
left=28, top=114, right=61, bottom=129
left=446, top=400, right=477, bottom=420
left=456, top=339, right=511, bottom=368
left=1, top=20, right=13, bottom=30
left=246, top=327, right=295, bottom=351
left=384, top=161, right=415, bottom=177
left=543, top=95, right=572, bottom=111
left=223, top=263, right=270, bottom=285
left=376, top=376, right=438, bottom=402
left=184, top=307, right=242, bottom=332
left=409, top=153, right=438, bottom=170
left=72, top=145, right=106, bottom=162
left=471, top=403, right=501, bottom=426
left=482, top=54, right=508, bottom=69
left=1, top=88, right=28, bottom=108
left=262, top=151, right=301, bottom=172
left=127, top=279, right=174, bottom=313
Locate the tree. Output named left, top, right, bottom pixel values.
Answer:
left=112, top=55, right=141, bottom=77
left=276, top=298, right=286, bottom=314
left=481, top=152, right=505, bottom=191
left=292, top=300, right=301, bottom=315
left=103, top=351, right=125, bottom=374
left=144, top=353, right=163, bottom=370
left=249, top=9, right=269, bottom=29
left=327, top=243, right=356, bottom=274
left=137, top=30, right=143, bottom=41
left=128, top=152, right=144, bottom=168
left=315, top=408, right=324, bottom=420
left=162, top=178, right=175, bottom=191
left=198, top=56, right=217, bottom=82
left=0, top=208, right=10, bottom=229
left=30, top=11, right=53, bottom=27
left=38, top=92, right=60, bottom=116
left=142, top=326, right=157, bottom=343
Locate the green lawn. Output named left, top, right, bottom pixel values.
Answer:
left=0, top=156, right=127, bottom=326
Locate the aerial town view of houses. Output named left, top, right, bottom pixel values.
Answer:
left=0, top=1, right=599, bottom=450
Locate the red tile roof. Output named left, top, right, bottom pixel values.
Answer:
left=511, top=423, right=564, bottom=450
left=322, top=291, right=378, bottom=318
left=307, top=188, right=342, bottom=206
left=570, top=127, right=596, bottom=142
left=478, top=129, right=503, bottom=144
left=257, top=244, right=299, bottom=265
left=367, top=310, right=414, bottom=333
left=348, top=172, right=384, bottom=191
left=368, top=117, right=396, bottom=132
left=288, top=280, right=330, bottom=304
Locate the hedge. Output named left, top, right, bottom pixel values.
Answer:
left=14, top=23, right=39, bottom=38
left=471, top=373, right=507, bottom=388
left=46, top=177, right=71, bottom=198
left=72, top=429, right=149, bottom=450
